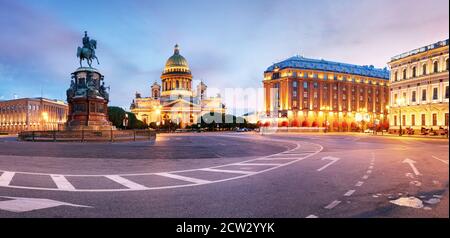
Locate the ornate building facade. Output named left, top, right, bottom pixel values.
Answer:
left=131, top=45, right=225, bottom=128
left=388, top=39, right=449, bottom=134
left=263, top=56, right=390, bottom=131
left=0, top=98, right=68, bottom=132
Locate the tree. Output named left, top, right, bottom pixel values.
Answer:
left=108, top=106, right=147, bottom=129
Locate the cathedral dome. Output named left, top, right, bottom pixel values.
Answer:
left=163, top=44, right=191, bottom=74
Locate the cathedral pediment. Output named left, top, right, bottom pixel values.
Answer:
left=162, top=99, right=200, bottom=110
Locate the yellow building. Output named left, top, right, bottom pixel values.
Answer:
left=263, top=56, right=390, bottom=131
left=388, top=39, right=449, bottom=134
left=0, top=97, right=68, bottom=133
left=131, top=45, right=225, bottom=128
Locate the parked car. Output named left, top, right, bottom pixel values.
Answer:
left=235, top=128, right=249, bottom=132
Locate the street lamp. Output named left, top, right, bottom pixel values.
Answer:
left=396, top=97, right=405, bottom=136
left=323, top=106, right=330, bottom=133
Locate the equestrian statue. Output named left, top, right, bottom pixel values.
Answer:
left=77, top=31, right=100, bottom=68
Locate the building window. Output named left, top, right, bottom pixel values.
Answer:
left=411, top=114, right=415, bottom=126
left=272, top=73, right=280, bottom=79
left=433, top=61, right=439, bottom=73
left=422, top=89, right=427, bottom=101
left=293, top=90, right=297, bottom=98
left=446, top=86, right=449, bottom=99
left=293, top=81, right=297, bottom=87
left=432, top=113, right=437, bottom=126
left=394, top=72, right=398, bottom=81
left=402, top=115, right=406, bottom=126
left=394, top=94, right=398, bottom=103
left=423, top=64, right=427, bottom=75
left=421, top=114, right=426, bottom=126
left=403, top=68, right=407, bottom=79
left=433, top=88, right=438, bottom=100
left=314, top=92, right=318, bottom=99
left=313, top=82, right=318, bottom=88
left=394, top=115, right=398, bottom=126
left=446, top=58, right=449, bottom=71
left=412, top=91, right=416, bottom=102
left=445, top=113, right=449, bottom=126
left=303, top=92, right=308, bottom=98
left=293, top=101, right=297, bottom=108
left=412, top=66, right=417, bottom=78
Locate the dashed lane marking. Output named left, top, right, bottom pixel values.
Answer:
left=105, top=175, right=148, bottom=190
left=0, top=172, right=15, bottom=186
left=155, top=173, right=211, bottom=184
left=355, top=181, right=364, bottom=187
left=344, top=190, right=356, bottom=197
left=306, top=214, right=318, bottom=218
left=362, top=175, right=369, bottom=180
left=51, top=175, right=75, bottom=191
left=324, top=200, right=341, bottom=209
left=199, top=168, right=254, bottom=175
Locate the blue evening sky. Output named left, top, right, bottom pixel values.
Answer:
left=0, top=0, right=448, bottom=114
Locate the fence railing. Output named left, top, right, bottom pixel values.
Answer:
left=18, top=129, right=156, bottom=142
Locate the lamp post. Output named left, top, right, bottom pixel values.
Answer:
left=396, top=97, right=404, bottom=136
left=324, top=106, right=330, bottom=133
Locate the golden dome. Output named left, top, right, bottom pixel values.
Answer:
left=163, top=44, right=191, bottom=74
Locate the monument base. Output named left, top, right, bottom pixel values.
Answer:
left=66, top=125, right=117, bottom=131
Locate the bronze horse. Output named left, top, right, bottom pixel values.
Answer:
left=77, top=39, right=100, bottom=68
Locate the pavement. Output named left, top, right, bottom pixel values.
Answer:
left=0, top=132, right=448, bottom=218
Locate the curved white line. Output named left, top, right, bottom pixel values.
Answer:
left=0, top=135, right=323, bottom=192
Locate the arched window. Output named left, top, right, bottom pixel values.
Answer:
left=403, top=68, right=407, bottom=80
left=433, top=61, right=439, bottom=73
left=394, top=71, right=398, bottom=81
left=176, top=80, right=180, bottom=89
left=412, top=66, right=416, bottom=78
left=446, top=58, right=449, bottom=71
left=422, top=64, right=427, bottom=75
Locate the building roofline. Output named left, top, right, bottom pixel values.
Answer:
left=389, top=39, right=449, bottom=62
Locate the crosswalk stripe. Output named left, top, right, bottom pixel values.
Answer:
left=0, top=172, right=15, bottom=186
left=156, top=173, right=210, bottom=184
left=200, top=168, right=254, bottom=175
left=51, top=175, right=75, bottom=190
left=105, top=175, right=147, bottom=190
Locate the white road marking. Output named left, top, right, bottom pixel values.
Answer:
left=155, top=173, right=210, bottom=184
left=324, top=200, right=341, bottom=209
left=0, top=171, right=15, bottom=186
left=362, top=175, right=369, bottom=180
left=50, top=175, right=75, bottom=191
left=256, top=157, right=297, bottom=161
left=306, top=214, right=318, bottom=218
left=344, top=190, right=356, bottom=197
left=317, top=156, right=340, bottom=172
left=368, top=166, right=374, bottom=169
left=234, top=163, right=280, bottom=166
left=367, top=170, right=372, bottom=174
left=403, top=158, right=421, bottom=176
left=432, top=155, right=449, bottom=165
left=0, top=196, right=91, bottom=213
left=0, top=136, right=324, bottom=192
left=355, top=181, right=364, bottom=187
left=105, top=175, right=147, bottom=190
left=200, top=168, right=254, bottom=175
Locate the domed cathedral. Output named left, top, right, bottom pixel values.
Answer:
left=131, top=44, right=226, bottom=129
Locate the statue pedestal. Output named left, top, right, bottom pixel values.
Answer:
left=66, top=68, right=115, bottom=131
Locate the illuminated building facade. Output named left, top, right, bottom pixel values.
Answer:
left=0, top=98, right=68, bottom=132
left=131, top=45, right=225, bottom=128
left=388, top=39, right=449, bottom=134
left=263, top=56, right=390, bottom=131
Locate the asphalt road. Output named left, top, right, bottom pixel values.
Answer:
left=0, top=132, right=448, bottom=218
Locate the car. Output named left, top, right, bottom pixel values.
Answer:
left=235, top=128, right=249, bottom=132
left=364, top=129, right=373, bottom=133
